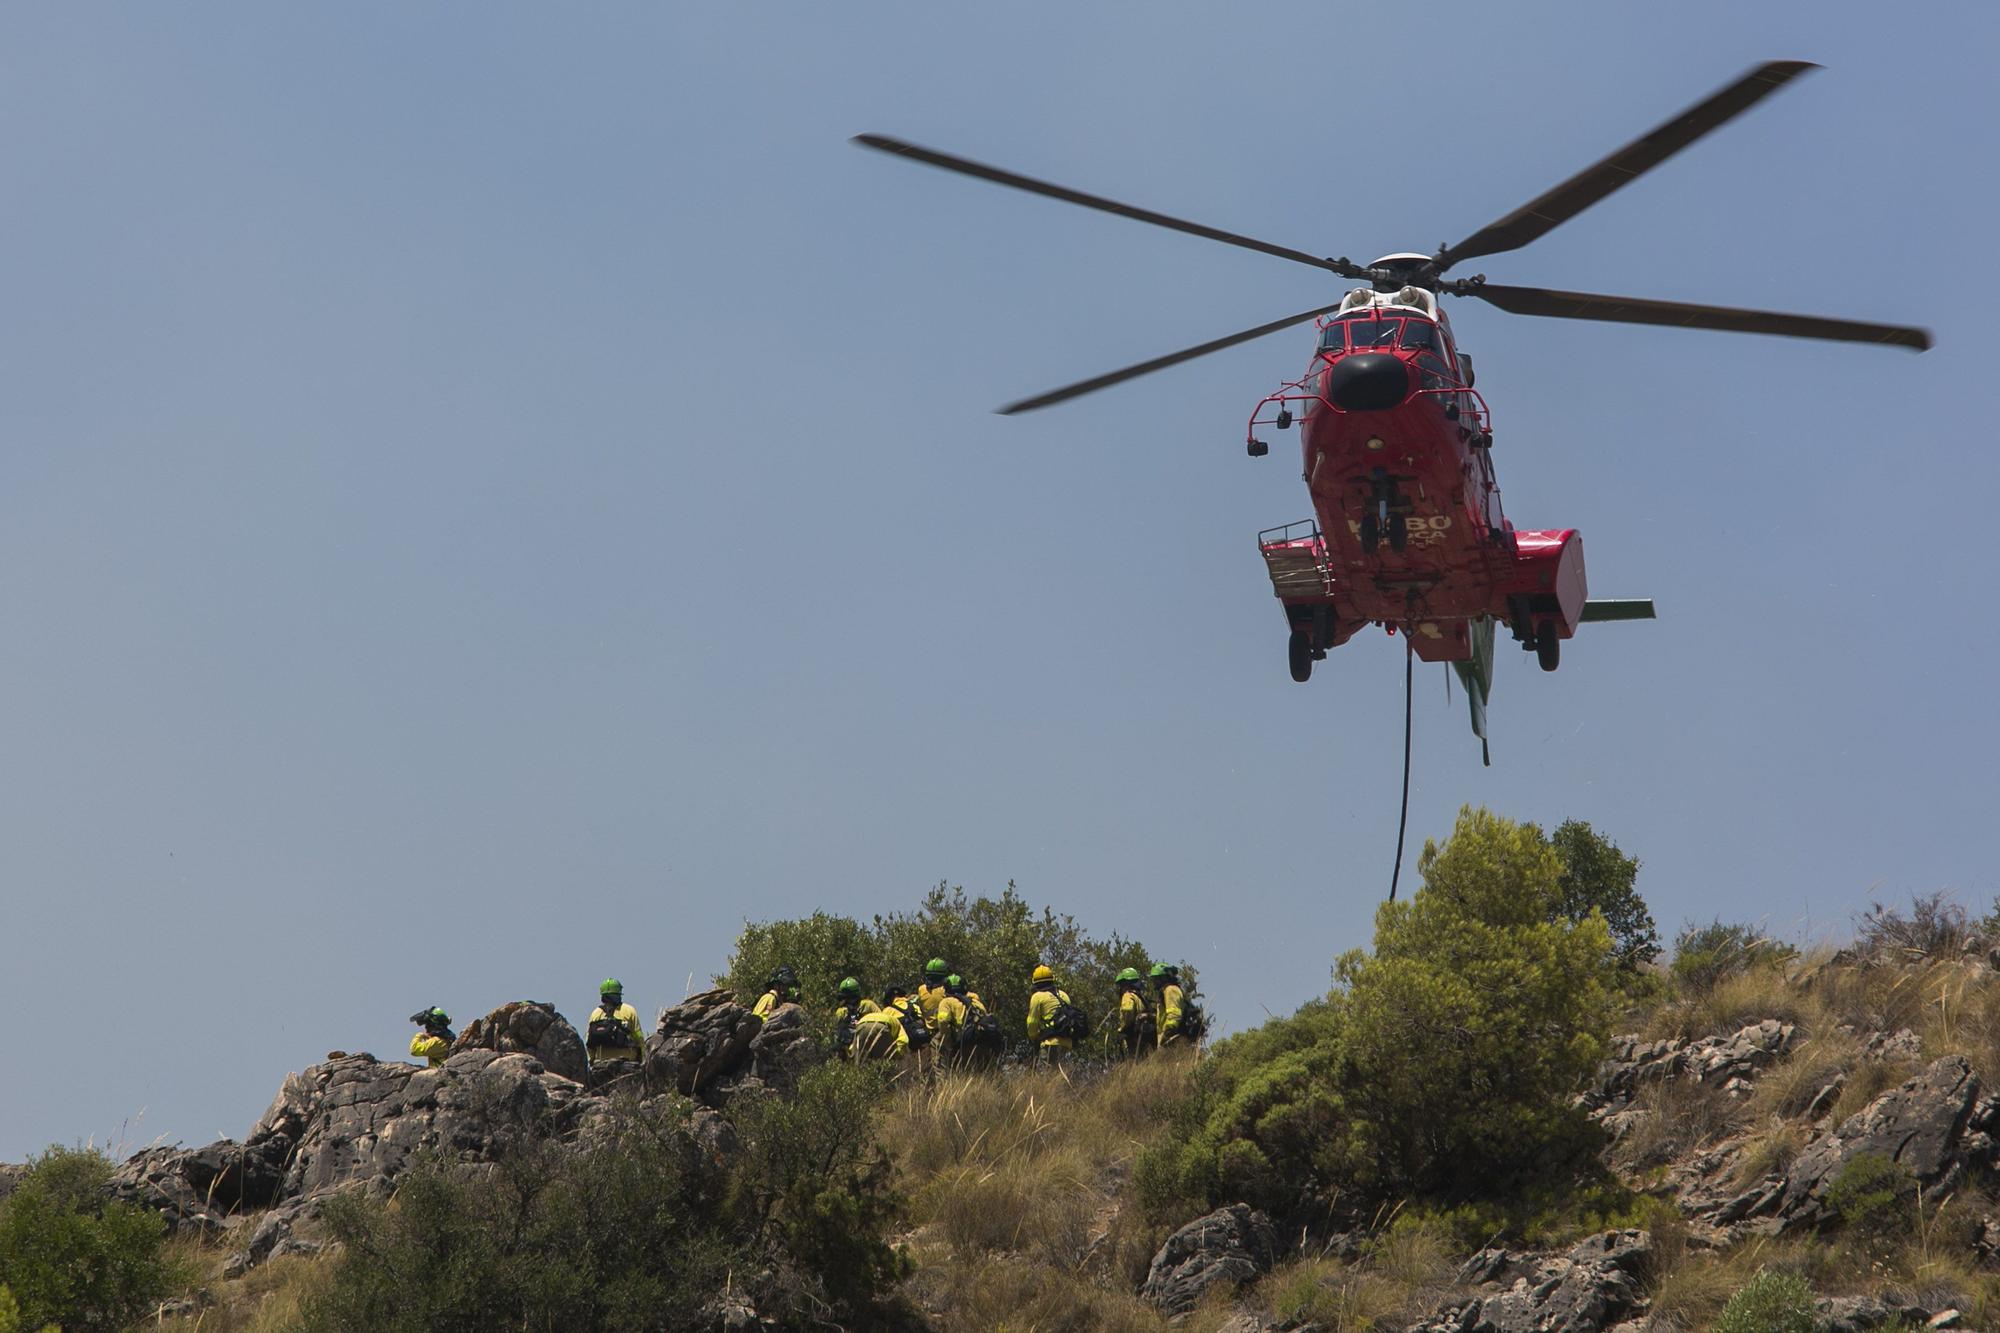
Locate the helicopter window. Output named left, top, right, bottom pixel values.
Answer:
left=1317, top=324, right=1345, bottom=353
left=1345, top=318, right=1401, bottom=349
left=1398, top=321, right=1438, bottom=351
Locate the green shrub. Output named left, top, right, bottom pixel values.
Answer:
left=298, top=1069, right=907, bottom=1332
left=1671, top=920, right=1796, bottom=995
left=1712, top=1267, right=1818, bottom=1333
left=1139, top=806, right=1621, bottom=1225
left=1825, top=1150, right=1915, bottom=1236
left=0, top=1146, right=183, bottom=1332
left=722, top=882, right=1179, bottom=1057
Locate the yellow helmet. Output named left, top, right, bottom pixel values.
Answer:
left=1031, top=964, right=1055, bottom=983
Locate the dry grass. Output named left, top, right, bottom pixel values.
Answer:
left=1251, top=1222, right=1458, bottom=1333
left=903, top=1260, right=1194, bottom=1333
left=1743, top=1027, right=1865, bottom=1122
left=151, top=1236, right=332, bottom=1332
left=887, top=1060, right=1200, bottom=1328
left=1645, top=962, right=1828, bottom=1044
left=1732, top=1115, right=1809, bottom=1186
left=1612, top=1074, right=1747, bottom=1172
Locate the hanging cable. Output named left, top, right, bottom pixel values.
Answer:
left=1389, top=631, right=1415, bottom=901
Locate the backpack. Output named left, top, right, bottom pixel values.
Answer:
left=587, top=1012, right=633, bottom=1052
left=1049, top=995, right=1090, bottom=1043
left=834, top=1010, right=858, bottom=1055
left=1178, top=996, right=1207, bottom=1042
left=898, top=1001, right=934, bottom=1050
left=961, top=1004, right=1004, bottom=1049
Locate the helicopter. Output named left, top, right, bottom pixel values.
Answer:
left=855, top=61, right=1930, bottom=765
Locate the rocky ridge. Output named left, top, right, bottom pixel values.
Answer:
left=58, top=994, right=2000, bottom=1330
left=103, top=991, right=803, bottom=1275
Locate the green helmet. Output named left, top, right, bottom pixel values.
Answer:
left=837, top=977, right=861, bottom=997
left=1148, top=963, right=1177, bottom=981
left=924, top=957, right=949, bottom=980
left=600, top=978, right=623, bottom=996
left=428, top=1007, right=450, bottom=1025
left=946, top=973, right=965, bottom=990
left=1116, top=967, right=1142, bottom=984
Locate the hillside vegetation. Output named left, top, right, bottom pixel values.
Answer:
left=6, top=806, right=1999, bottom=1331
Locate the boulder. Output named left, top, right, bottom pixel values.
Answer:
left=747, top=1002, right=816, bottom=1090
left=649, top=989, right=763, bottom=1096
left=1141, top=1203, right=1279, bottom=1317
left=452, top=1000, right=589, bottom=1084
left=1817, top=1292, right=1940, bottom=1331
left=1769, top=1056, right=1979, bottom=1231
left=1411, top=1229, right=1652, bottom=1333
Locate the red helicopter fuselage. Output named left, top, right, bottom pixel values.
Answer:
left=1252, top=276, right=1585, bottom=688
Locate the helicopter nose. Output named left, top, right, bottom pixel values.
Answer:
left=1326, top=353, right=1409, bottom=411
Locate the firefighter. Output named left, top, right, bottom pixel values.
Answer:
left=753, top=965, right=800, bottom=1020
left=831, top=976, right=879, bottom=1060
left=586, top=979, right=645, bottom=1067
left=1151, top=963, right=1187, bottom=1050
left=408, top=1007, right=454, bottom=1068
left=1115, top=967, right=1155, bottom=1058
left=917, top=958, right=952, bottom=1022
left=852, top=984, right=911, bottom=1063
left=1024, top=964, right=1078, bottom=1065
left=943, top=974, right=1002, bottom=1071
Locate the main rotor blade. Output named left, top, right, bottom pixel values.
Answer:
left=854, top=134, right=1354, bottom=276
left=1442, top=61, right=1819, bottom=269
left=1463, top=282, right=1932, bottom=350
left=998, top=302, right=1344, bottom=414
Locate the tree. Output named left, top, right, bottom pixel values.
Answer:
left=1544, top=819, right=1657, bottom=966
left=0, top=1147, right=182, bottom=1333
left=1139, top=806, right=1621, bottom=1224
left=1337, top=806, right=1621, bottom=1196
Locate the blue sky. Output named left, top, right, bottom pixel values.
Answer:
left=2, top=5, right=1993, bottom=1158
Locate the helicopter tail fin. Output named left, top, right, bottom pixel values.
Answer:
left=1450, top=616, right=1496, bottom=767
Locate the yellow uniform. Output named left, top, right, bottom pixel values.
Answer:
left=852, top=1006, right=908, bottom=1060
left=1025, top=987, right=1075, bottom=1051
left=410, top=1033, right=450, bottom=1068
left=833, top=998, right=881, bottom=1025
left=1157, top=983, right=1187, bottom=1048
left=587, top=1003, right=645, bottom=1065
left=1117, top=988, right=1153, bottom=1056
left=934, top=994, right=967, bottom=1052
left=917, top=983, right=950, bottom=1022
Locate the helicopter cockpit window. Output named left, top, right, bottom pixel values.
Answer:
left=1317, top=324, right=1345, bottom=353
left=1344, top=318, right=1401, bottom=349
left=1397, top=321, right=1438, bottom=351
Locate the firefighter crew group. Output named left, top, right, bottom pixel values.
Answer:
left=812, top=957, right=1198, bottom=1070
left=411, top=961, right=1200, bottom=1073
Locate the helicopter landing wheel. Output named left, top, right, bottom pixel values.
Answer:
left=1535, top=623, right=1561, bottom=672
left=1359, top=512, right=1379, bottom=555
left=1387, top=513, right=1408, bottom=553
left=1288, top=630, right=1313, bottom=683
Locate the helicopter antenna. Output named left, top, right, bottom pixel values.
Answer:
left=1389, top=634, right=1415, bottom=902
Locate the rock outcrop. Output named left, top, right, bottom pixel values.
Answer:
left=1582, top=1020, right=1799, bottom=1135
left=647, top=989, right=766, bottom=1097
left=99, top=992, right=805, bottom=1268
left=1411, top=1230, right=1652, bottom=1333
left=450, top=999, right=589, bottom=1083
left=1768, top=1055, right=1982, bottom=1229
left=1141, top=1203, right=1279, bottom=1317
